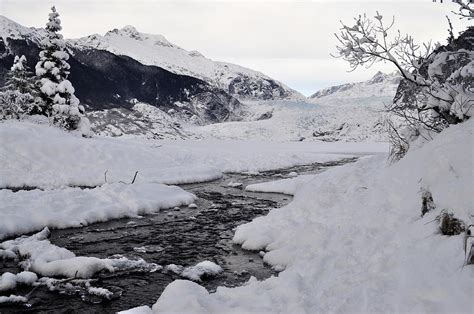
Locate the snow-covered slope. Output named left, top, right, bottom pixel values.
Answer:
left=70, top=26, right=303, bottom=100
left=133, top=116, right=473, bottom=314
left=310, top=71, right=401, bottom=103
left=0, top=15, right=47, bottom=42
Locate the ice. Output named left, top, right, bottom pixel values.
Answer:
left=195, top=99, right=393, bottom=142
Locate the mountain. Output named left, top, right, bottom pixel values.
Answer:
left=70, top=26, right=304, bottom=100
left=309, top=71, right=401, bottom=102
left=0, top=15, right=240, bottom=126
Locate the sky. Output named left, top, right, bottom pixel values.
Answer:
left=1, top=0, right=470, bottom=96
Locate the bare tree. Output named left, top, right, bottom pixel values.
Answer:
left=436, top=0, right=474, bottom=20
left=333, top=5, right=473, bottom=160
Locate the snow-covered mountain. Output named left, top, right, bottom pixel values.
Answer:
left=70, top=26, right=304, bottom=100
left=0, top=16, right=48, bottom=43
left=0, top=15, right=242, bottom=126
left=309, top=71, right=401, bottom=102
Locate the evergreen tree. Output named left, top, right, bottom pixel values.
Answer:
left=35, top=6, right=84, bottom=130
left=0, top=55, right=37, bottom=119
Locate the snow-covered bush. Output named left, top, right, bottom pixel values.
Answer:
left=333, top=3, right=473, bottom=160
left=0, top=55, right=38, bottom=120
left=35, top=6, right=86, bottom=131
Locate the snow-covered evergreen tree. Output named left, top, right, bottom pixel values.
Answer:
left=0, top=55, right=37, bottom=119
left=35, top=6, right=84, bottom=130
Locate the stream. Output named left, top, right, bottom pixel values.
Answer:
left=0, top=158, right=356, bottom=313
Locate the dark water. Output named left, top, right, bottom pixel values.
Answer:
left=0, top=158, right=356, bottom=313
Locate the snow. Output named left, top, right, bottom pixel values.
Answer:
left=227, top=182, right=243, bottom=188
left=119, top=305, right=153, bottom=314
left=0, top=120, right=386, bottom=189
left=0, top=271, right=37, bottom=291
left=162, top=261, right=223, bottom=282
left=181, top=261, right=223, bottom=281
left=134, top=118, right=473, bottom=313
left=245, top=174, right=316, bottom=195
left=309, top=71, right=401, bottom=101
left=0, top=15, right=47, bottom=43
left=0, top=182, right=195, bottom=240
left=0, top=294, right=27, bottom=304
left=10, top=55, right=26, bottom=72
left=69, top=26, right=302, bottom=100
left=0, top=228, right=160, bottom=279
left=87, top=286, right=114, bottom=299
left=194, top=100, right=392, bottom=142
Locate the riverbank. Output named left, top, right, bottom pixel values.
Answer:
left=1, top=160, right=354, bottom=312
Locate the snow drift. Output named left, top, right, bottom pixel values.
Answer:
left=0, top=120, right=386, bottom=189
left=130, top=119, right=473, bottom=313
left=0, top=182, right=195, bottom=240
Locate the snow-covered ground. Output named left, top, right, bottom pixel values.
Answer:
left=127, top=117, right=473, bottom=313
left=0, top=120, right=386, bottom=189
left=0, top=120, right=386, bottom=240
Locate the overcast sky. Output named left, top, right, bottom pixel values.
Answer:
left=1, top=0, right=470, bottom=96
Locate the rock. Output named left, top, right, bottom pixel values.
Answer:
left=256, top=110, right=273, bottom=120
left=439, top=212, right=466, bottom=236
left=188, top=203, right=198, bottom=209
left=313, top=130, right=332, bottom=137
left=421, top=189, right=435, bottom=217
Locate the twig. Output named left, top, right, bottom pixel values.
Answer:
left=131, top=171, right=139, bottom=184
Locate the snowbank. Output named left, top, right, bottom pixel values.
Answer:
left=245, top=174, right=316, bottom=195
left=140, top=120, right=473, bottom=312
left=0, top=228, right=160, bottom=279
left=0, top=121, right=386, bottom=189
left=0, top=182, right=195, bottom=240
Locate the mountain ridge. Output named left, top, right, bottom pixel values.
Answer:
left=309, top=71, right=401, bottom=101
left=70, top=24, right=304, bottom=101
